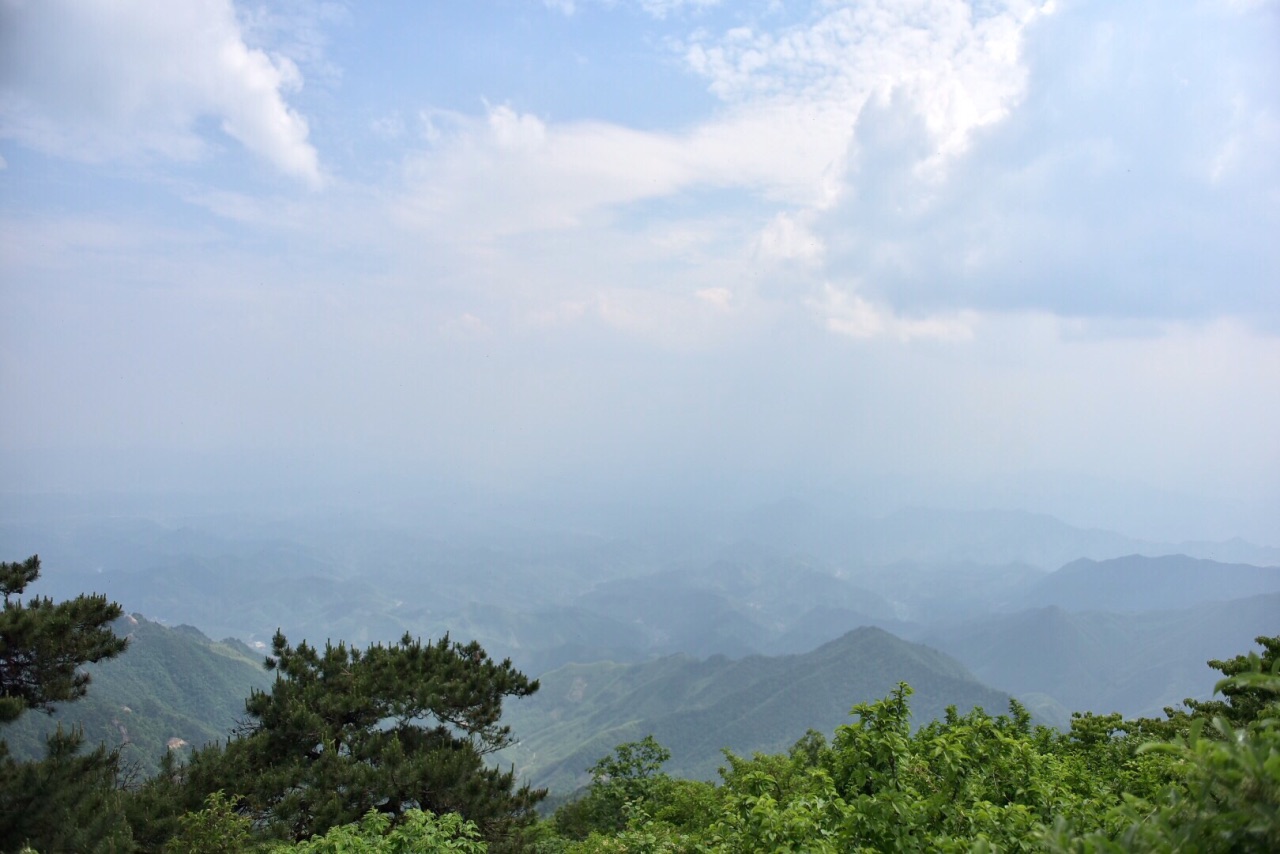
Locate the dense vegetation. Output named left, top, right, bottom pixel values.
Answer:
left=1, top=555, right=135, bottom=850
left=122, top=630, right=545, bottom=851
left=2, top=553, right=1278, bottom=852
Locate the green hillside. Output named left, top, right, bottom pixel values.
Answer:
left=4, top=614, right=272, bottom=776
left=499, top=626, right=1013, bottom=793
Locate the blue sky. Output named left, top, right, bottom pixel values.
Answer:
left=2, top=0, right=1278, bottom=541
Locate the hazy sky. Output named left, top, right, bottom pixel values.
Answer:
left=1, top=0, right=1278, bottom=541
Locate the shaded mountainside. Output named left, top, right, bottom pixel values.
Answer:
left=926, top=592, right=1280, bottom=722
left=4, top=614, right=272, bottom=776
left=500, top=626, right=1014, bottom=793
left=1020, top=554, right=1280, bottom=613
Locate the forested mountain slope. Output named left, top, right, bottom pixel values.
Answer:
left=500, top=626, right=1013, bottom=792
left=3, top=614, right=272, bottom=776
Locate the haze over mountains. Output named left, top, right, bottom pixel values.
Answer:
left=2, top=3, right=1275, bottom=845
left=500, top=627, right=1014, bottom=791
left=2, top=493, right=1277, bottom=792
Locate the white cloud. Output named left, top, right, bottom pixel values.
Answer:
left=755, top=212, right=823, bottom=264
left=1207, top=96, right=1280, bottom=186
left=805, top=0, right=1280, bottom=324
left=638, top=0, right=722, bottom=18
left=593, top=286, right=740, bottom=349
left=370, top=112, right=406, bottom=141
left=397, top=100, right=850, bottom=241
left=398, top=0, right=1049, bottom=281
left=542, top=0, right=721, bottom=18
left=811, top=282, right=977, bottom=342
left=440, top=312, right=493, bottom=340
left=696, top=287, right=733, bottom=309
left=526, top=299, right=590, bottom=328
left=0, top=0, right=321, bottom=185
left=682, top=0, right=1048, bottom=169
left=487, top=104, right=549, bottom=151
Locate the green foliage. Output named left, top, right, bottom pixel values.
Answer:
left=152, top=630, right=544, bottom=846
left=0, top=556, right=134, bottom=853
left=554, top=824, right=697, bottom=854
left=1185, top=635, right=1280, bottom=726
left=0, top=726, right=136, bottom=853
left=260, top=808, right=487, bottom=853
left=583, top=736, right=673, bottom=833
left=1, top=555, right=128, bottom=723
left=1044, top=644, right=1280, bottom=853
left=551, top=736, right=718, bottom=850
left=591, top=735, right=672, bottom=785
left=554, top=736, right=672, bottom=838
left=163, top=791, right=254, bottom=854
left=707, top=684, right=1076, bottom=851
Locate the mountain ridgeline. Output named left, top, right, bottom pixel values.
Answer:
left=499, top=626, right=1013, bottom=792
left=1018, top=553, right=1280, bottom=612
left=2, top=505, right=1277, bottom=796
left=925, top=591, right=1280, bottom=722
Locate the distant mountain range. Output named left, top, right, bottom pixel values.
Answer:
left=717, top=504, right=1280, bottom=570
left=6, top=589, right=1274, bottom=798
left=925, top=591, right=1280, bottom=722
left=4, top=503, right=1277, bottom=792
left=1016, top=554, right=1280, bottom=613
left=461, top=553, right=1279, bottom=674
left=6, top=504, right=1277, bottom=646
left=500, top=626, right=1015, bottom=792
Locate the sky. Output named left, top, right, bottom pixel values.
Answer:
left=1, top=0, right=1278, bottom=542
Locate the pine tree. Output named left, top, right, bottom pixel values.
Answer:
left=1, top=555, right=134, bottom=852
left=1, top=555, right=129, bottom=722
left=173, top=631, right=545, bottom=844
left=1186, top=635, right=1280, bottom=726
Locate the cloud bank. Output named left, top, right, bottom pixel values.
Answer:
left=0, top=0, right=321, bottom=185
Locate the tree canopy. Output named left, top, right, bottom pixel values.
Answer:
left=160, top=630, right=545, bottom=844
left=1, top=555, right=133, bottom=852
left=1, top=554, right=128, bottom=723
